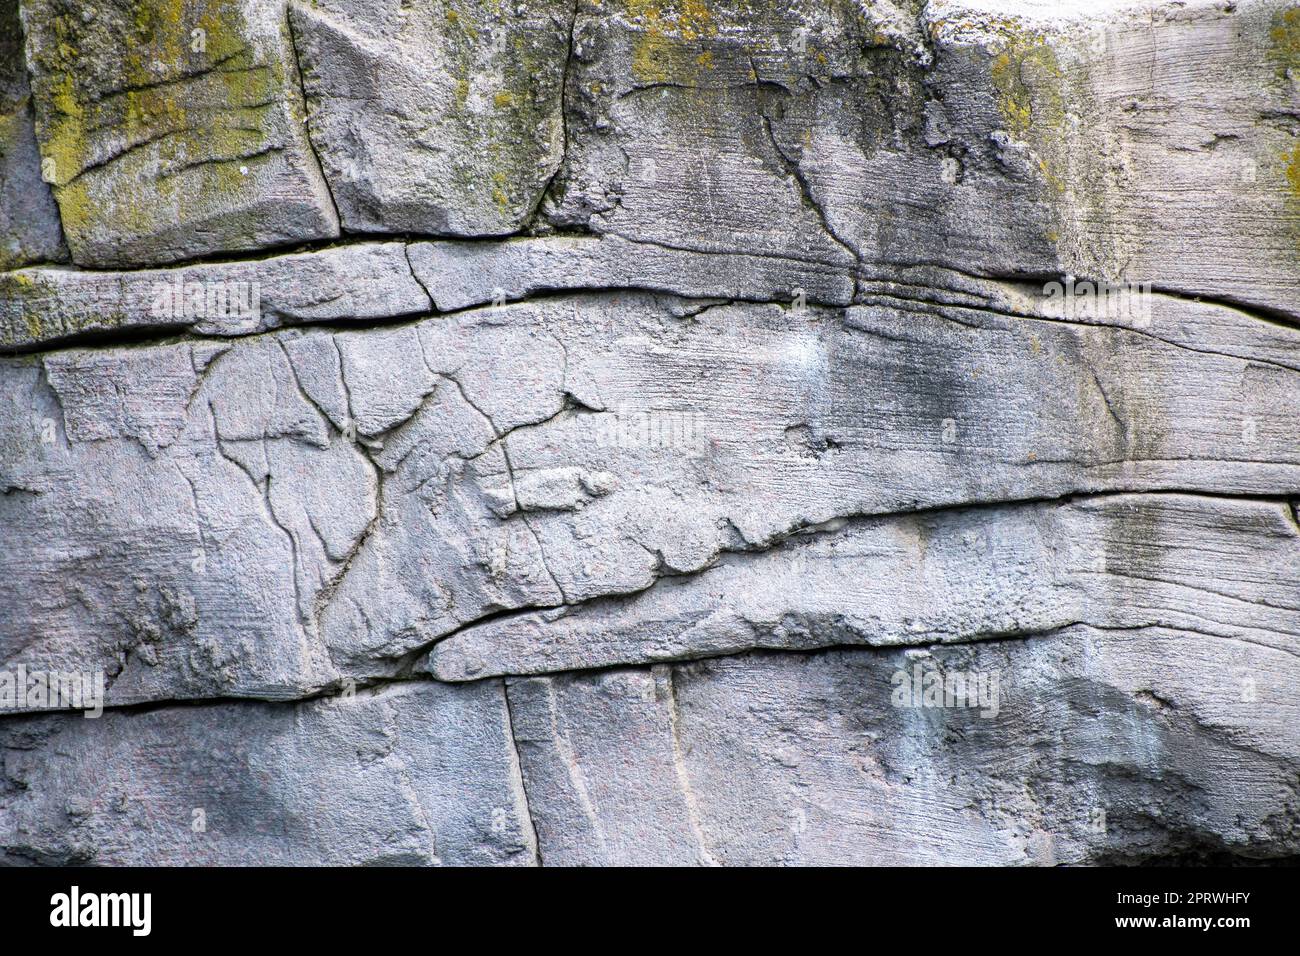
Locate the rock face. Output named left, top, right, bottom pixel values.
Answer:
left=508, top=631, right=1298, bottom=865
left=0, top=0, right=1297, bottom=866
left=0, top=0, right=65, bottom=270
left=0, top=681, right=536, bottom=865
left=289, top=0, right=573, bottom=235
left=20, top=0, right=339, bottom=266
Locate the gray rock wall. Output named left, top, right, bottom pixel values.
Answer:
left=0, top=0, right=1296, bottom=865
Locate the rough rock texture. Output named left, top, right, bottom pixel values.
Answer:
left=0, top=680, right=536, bottom=865
left=1, top=0, right=1297, bottom=866
left=20, top=0, right=338, bottom=266
left=0, top=0, right=64, bottom=270
left=0, top=241, right=430, bottom=349
left=508, top=631, right=1298, bottom=865
left=289, top=0, right=573, bottom=235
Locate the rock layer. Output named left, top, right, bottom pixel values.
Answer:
left=20, top=0, right=339, bottom=266
left=508, top=630, right=1298, bottom=865
left=0, top=0, right=1297, bottom=866
left=0, top=0, right=65, bottom=270
left=0, top=680, right=536, bottom=865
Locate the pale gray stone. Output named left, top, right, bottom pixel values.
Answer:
left=407, top=234, right=854, bottom=310
left=0, top=339, right=372, bottom=707
left=926, top=0, right=1300, bottom=319
left=429, top=493, right=1300, bottom=679
left=0, top=680, right=537, bottom=865
left=508, top=630, right=1299, bottom=865
left=0, top=242, right=429, bottom=350
left=288, top=0, right=572, bottom=235
left=3, top=290, right=1295, bottom=709
left=19, top=0, right=339, bottom=267
left=546, top=0, right=1300, bottom=321
left=0, top=0, right=65, bottom=270
left=1, top=0, right=1298, bottom=869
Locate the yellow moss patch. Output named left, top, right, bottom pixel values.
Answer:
left=1284, top=143, right=1300, bottom=199
left=627, top=0, right=718, bottom=84
left=1270, top=6, right=1300, bottom=78
left=989, top=34, right=1064, bottom=140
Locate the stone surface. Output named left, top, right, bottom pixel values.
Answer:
left=544, top=0, right=1300, bottom=320
left=0, top=0, right=1297, bottom=868
left=289, top=0, right=572, bottom=235
left=0, top=680, right=537, bottom=865
left=3, top=292, right=1298, bottom=708
left=943, top=0, right=1300, bottom=319
left=19, top=0, right=338, bottom=267
left=428, top=493, right=1300, bottom=680
left=508, top=630, right=1299, bottom=865
left=407, top=234, right=854, bottom=310
left=0, top=242, right=430, bottom=350
left=0, top=0, right=65, bottom=270
left=0, top=336, right=373, bottom=706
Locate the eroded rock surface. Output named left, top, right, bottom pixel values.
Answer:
left=0, top=0, right=65, bottom=270
left=4, top=292, right=1297, bottom=709
left=0, top=680, right=536, bottom=865
left=289, top=0, right=573, bottom=235
left=508, top=631, right=1298, bottom=865
left=20, top=0, right=338, bottom=266
left=1, top=0, right=1297, bottom=866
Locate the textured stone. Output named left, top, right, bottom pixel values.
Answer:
left=1, top=0, right=1298, bottom=869
left=3, top=291, right=1297, bottom=708
left=428, top=493, right=1300, bottom=680
left=508, top=630, right=1299, bottom=865
left=289, top=0, right=572, bottom=235
left=0, top=340, right=365, bottom=706
left=0, top=680, right=537, bottom=865
left=0, top=242, right=430, bottom=350
left=407, top=234, right=854, bottom=310
left=927, top=0, right=1300, bottom=319
left=0, top=0, right=65, bottom=270
left=546, top=0, right=1300, bottom=320
left=19, top=0, right=338, bottom=267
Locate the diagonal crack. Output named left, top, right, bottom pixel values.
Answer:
left=285, top=2, right=344, bottom=228
left=501, top=681, right=544, bottom=866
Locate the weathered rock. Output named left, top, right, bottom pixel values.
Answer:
left=407, top=234, right=853, bottom=310
left=428, top=493, right=1300, bottom=680
left=546, top=0, right=869, bottom=267
left=853, top=265, right=1300, bottom=374
left=3, top=291, right=1297, bottom=708
left=0, top=339, right=367, bottom=706
left=1, top=0, right=1297, bottom=869
left=508, top=629, right=1299, bottom=865
left=926, top=0, right=1300, bottom=319
left=289, top=0, right=572, bottom=235
left=19, top=0, right=339, bottom=267
left=0, top=680, right=537, bottom=865
left=0, top=0, right=65, bottom=270
left=546, top=0, right=1300, bottom=321
left=0, top=242, right=430, bottom=350
left=322, top=290, right=1300, bottom=671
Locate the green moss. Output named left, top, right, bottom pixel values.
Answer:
left=435, top=0, right=571, bottom=227
left=5, top=270, right=53, bottom=343
left=40, top=0, right=276, bottom=247
left=977, top=16, right=1128, bottom=271
left=1284, top=143, right=1300, bottom=201
left=626, top=0, right=718, bottom=85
